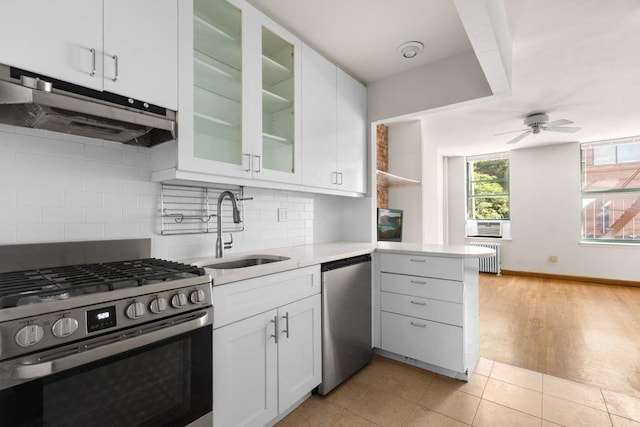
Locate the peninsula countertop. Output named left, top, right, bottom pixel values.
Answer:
left=182, top=241, right=494, bottom=286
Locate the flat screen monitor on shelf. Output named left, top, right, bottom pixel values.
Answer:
left=377, top=208, right=403, bottom=242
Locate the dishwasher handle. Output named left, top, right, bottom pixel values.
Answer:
left=321, top=254, right=371, bottom=272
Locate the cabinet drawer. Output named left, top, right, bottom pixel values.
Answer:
left=380, top=253, right=464, bottom=281
left=381, top=311, right=464, bottom=372
left=212, top=266, right=321, bottom=328
left=381, top=273, right=462, bottom=303
left=380, top=291, right=463, bottom=326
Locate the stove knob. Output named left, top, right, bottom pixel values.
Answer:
left=15, top=324, right=44, bottom=347
left=125, top=302, right=146, bottom=319
left=150, top=297, right=168, bottom=314
left=52, top=317, right=79, bottom=338
left=171, top=293, right=187, bottom=309
left=189, top=289, right=207, bottom=304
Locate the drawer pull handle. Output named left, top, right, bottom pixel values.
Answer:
left=410, top=321, right=427, bottom=328
left=410, top=280, right=427, bottom=285
left=410, top=300, right=427, bottom=306
left=410, top=258, right=426, bottom=263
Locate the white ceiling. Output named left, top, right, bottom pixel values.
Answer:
left=247, top=0, right=640, bottom=156
left=246, top=0, right=473, bottom=83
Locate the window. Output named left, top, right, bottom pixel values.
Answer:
left=466, top=154, right=510, bottom=221
left=581, top=138, right=640, bottom=242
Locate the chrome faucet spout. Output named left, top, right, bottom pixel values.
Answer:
left=215, top=191, right=241, bottom=258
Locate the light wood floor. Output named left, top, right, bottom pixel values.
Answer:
left=479, top=273, right=640, bottom=398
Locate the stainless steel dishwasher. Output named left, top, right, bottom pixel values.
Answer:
left=318, top=254, right=372, bottom=395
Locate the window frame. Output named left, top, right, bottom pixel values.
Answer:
left=581, top=138, right=640, bottom=244
left=465, top=153, right=511, bottom=221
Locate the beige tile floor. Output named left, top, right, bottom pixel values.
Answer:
left=279, top=355, right=640, bottom=427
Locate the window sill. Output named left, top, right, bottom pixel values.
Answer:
left=465, top=237, right=512, bottom=242
left=579, top=240, right=640, bottom=248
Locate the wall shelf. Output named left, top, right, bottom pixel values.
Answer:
left=376, top=170, right=421, bottom=187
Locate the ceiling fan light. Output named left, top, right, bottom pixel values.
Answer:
left=398, top=41, right=424, bottom=59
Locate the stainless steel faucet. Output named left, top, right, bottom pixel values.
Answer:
left=216, top=191, right=242, bottom=258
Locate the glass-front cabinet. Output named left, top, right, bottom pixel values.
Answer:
left=176, top=0, right=301, bottom=184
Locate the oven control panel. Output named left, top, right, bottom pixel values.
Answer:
left=0, top=279, right=212, bottom=360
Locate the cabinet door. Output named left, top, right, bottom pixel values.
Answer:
left=0, top=0, right=103, bottom=91
left=103, top=0, right=178, bottom=109
left=301, top=43, right=338, bottom=189
left=253, top=14, right=302, bottom=184
left=337, top=69, right=367, bottom=193
left=177, top=0, right=253, bottom=178
left=213, top=310, right=278, bottom=427
left=277, top=294, right=322, bottom=412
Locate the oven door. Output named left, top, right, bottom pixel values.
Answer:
left=0, top=310, right=212, bottom=427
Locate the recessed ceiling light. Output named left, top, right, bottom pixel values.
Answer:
left=397, top=41, right=424, bottom=59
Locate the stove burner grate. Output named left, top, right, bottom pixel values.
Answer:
left=0, top=258, right=204, bottom=308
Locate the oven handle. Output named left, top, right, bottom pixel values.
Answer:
left=9, top=310, right=210, bottom=381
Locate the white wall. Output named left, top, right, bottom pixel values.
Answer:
left=367, top=52, right=492, bottom=123
left=447, top=143, right=640, bottom=282
left=0, top=125, right=361, bottom=262
left=388, top=121, right=422, bottom=243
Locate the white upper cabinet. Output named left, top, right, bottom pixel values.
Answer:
left=0, top=0, right=178, bottom=110
left=103, top=0, right=178, bottom=109
left=175, top=0, right=301, bottom=185
left=301, top=43, right=337, bottom=188
left=301, top=43, right=367, bottom=194
left=337, top=68, right=367, bottom=193
left=0, top=0, right=103, bottom=91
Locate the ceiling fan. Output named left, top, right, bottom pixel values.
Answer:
left=496, top=113, right=581, bottom=144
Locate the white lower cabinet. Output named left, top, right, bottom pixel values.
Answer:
left=213, top=309, right=278, bottom=427
left=375, top=252, right=480, bottom=380
left=212, top=266, right=322, bottom=427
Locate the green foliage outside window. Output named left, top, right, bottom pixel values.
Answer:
left=467, top=158, right=510, bottom=220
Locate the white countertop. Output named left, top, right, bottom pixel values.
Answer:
left=376, top=242, right=495, bottom=258
left=182, top=241, right=494, bottom=286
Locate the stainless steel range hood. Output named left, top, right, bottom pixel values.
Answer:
left=0, top=65, right=176, bottom=147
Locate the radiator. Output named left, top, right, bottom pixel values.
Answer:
left=470, top=242, right=501, bottom=275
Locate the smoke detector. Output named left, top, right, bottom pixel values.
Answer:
left=397, top=41, right=424, bottom=59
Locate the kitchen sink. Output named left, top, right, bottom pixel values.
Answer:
left=203, top=255, right=290, bottom=270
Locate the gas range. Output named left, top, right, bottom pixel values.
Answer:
left=0, top=257, right=212, bottom=362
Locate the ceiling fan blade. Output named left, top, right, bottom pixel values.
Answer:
left=544, top=126, right=581, bottom=133
left=506, top=130, right=532, bottom=144
left=495, top=128, right=529, bottom=136
left=545, top=119, right=574, bottom=127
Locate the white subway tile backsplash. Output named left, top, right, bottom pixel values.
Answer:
left=17, top=224, right=65, bottom=243
left=65, top=191, right=104, bottom=208
left=105, top=223, right=139, bottom=238
left=122, top=150, right=151, bottom=167
left=15, top=152, right=69, bottom=172
left=122, top=208, right=153, bottom=223
left=104, top=163, right=140, bottom=180
left=17, top=190, right=65, bottom=208
left=0, top=131, right=42, bottom=154
left=105, top=193, right=138, bottom=208
left=42, top=174, right=85, bottom=191
left=84, top=177, right=121, bottom=193
left=42, top=208, right=85, bottom=224
left=86, top=208, right=123, bottom=224
left=0, top=125, right=360, bottom=258
left=40, top=139, right=85, bottom=159
left=0, top=188, right=17, bottom=208
left=85, top=145, right=123, bottom=163
left=0, top=208, right=41, bottom=224
left=64, top=224, right=104, bottom=241
left=0, top=224, right=16, bottom=243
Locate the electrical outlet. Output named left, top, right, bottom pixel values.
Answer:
left=278, top=208, right=288, bottom=222
left=549, top=255, right=558, bottom=262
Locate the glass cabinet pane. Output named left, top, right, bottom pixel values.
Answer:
left=261, top=27, right=294, bottom=173
left=193, top=0, right=242, bottom=165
